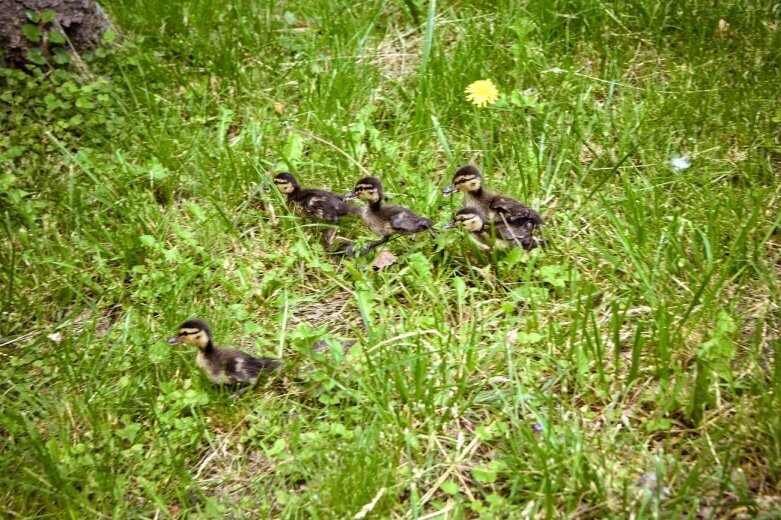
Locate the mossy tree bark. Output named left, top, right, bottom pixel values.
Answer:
left=0, top=0, right=111, bottom=67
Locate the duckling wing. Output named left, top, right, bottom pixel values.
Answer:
left=489, top=196, right=544, bottom=227
left=382, top=206, right=433, bottom=233
left=225, top=351, right=283, bottom=384
left=299, top=189, right=360, bottom=221
left=498, top=221, right=541, bottom=251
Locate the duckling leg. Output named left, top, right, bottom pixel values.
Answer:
left=230, top=385, right=253, bottom=399
left=323, top=227, right=337, bottom=248
left=500, top=214, right=526, bottom=249
left=360, top=235, right=390, bottom=256
left=334, top=243, right=357, bottom=257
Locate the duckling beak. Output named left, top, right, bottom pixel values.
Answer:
left=442, top=185, right=456, bottom=196
left=442, top=221, right=456, bottom=229
left=262, top=182, right=271, bottom=191
left=167, top=336, right=182, bottom=345
left=344, top=191, right=357, bottom=200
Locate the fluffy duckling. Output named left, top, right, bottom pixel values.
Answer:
left=272, top=172, right=360, bottom=224
left=444, top=207, right=542, bottom=251
left=168, top=319, right=283, bottom=386
left=344, top=176, right=435, bottom=256
left=443, top=165, right=544, bottom=228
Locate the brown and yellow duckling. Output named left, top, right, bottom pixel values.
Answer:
left=272, top=171, right=361, bottom=247
left=443, top=165, right=544, bottom=229
left=272, top=172, right=360, bottom=224
left=344, top=176, right=435, bottom=256
left=168, top=319, right=283, bottom=386
left=274, top=172, right=361, bottom=224
left=444, top=207, right=542, bottom=251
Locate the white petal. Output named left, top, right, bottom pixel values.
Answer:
left=670, top=156, right=692, bottom=171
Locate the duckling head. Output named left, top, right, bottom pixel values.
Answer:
left=168, top=319, right=212, bottom=350
left=273, top=172, right=300, bottom=194
left=443, top=165, right=482, bottom=195
left=444, top=207, right=486, bottom=232
left=345, top=176, right=382, bottom=204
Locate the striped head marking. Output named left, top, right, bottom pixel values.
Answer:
left=273, top=172, right=299, bottom=194
left=168, top=319, right=211, bottom=349
left=452, top=165, right=483, bottom=193
left=453, top=208, right=485, bottom=232
left=350, top=176, right=382, bottom=203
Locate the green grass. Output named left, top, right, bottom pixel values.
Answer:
left=1, top=0, right=780, bottom=517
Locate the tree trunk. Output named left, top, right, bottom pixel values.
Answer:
left=0, top=0, right=111, bottom=68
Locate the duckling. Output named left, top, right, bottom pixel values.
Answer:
left=272, top=172, right=360, bottom=224
left=272, top=172, right=360, bottom=247
left=167, top=319, right=283, bottom=386
left=443, top=207, right=542, bottom=251
left=344, top=176, right=435, bottom=256
left=442, top=165, right=544, bottom=229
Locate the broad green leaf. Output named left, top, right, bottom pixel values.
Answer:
left=440, top=480, right=460, bottom=495
left=148, top=342, right=169, bottom=365
left=243, top=322, right=264, bottom=334
left=39, top=10, right=56, bottom=23
left=471, top=465, right=497, bottom=484
left=117, top=423, right=142, bottom=442
left=282, top=132, right=303, bottom=163
left=49, top=31, right=66, bottom=44
left=22, top=24, right=41, bottom=43
left=517, top=331, right=543, bottom=344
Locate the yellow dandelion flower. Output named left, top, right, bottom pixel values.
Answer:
left=465, top=79, right=499, bottom=107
